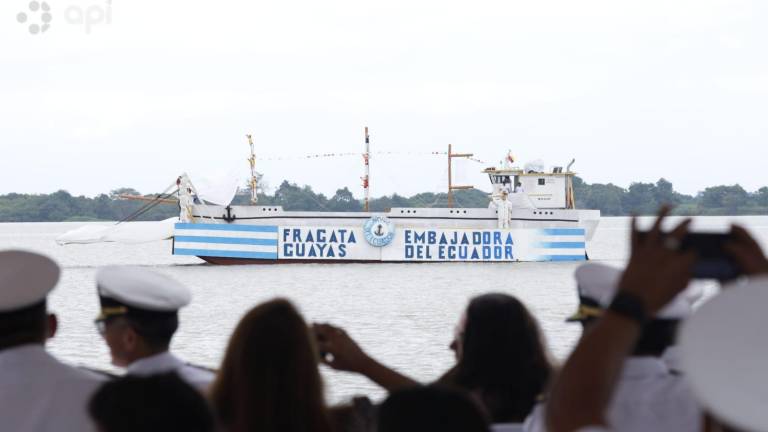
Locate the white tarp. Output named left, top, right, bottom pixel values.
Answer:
left=186, top=169, right=241, bottom=206
left=523, top=159, right=546, bottom=173
left=56, top=218, right=177, bottom=245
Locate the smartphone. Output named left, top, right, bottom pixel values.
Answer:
left=637, top=232, right=742, bottom=281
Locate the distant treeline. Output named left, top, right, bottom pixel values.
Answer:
left=573, top=178, right=768, bottom=216
left=0, top=178, right=766, bottom=222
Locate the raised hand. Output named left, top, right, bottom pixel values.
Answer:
left=619, top=207, right=697, bottom=317
left=312, top=323, right=372, bottom=373
left=726, top=225, right=768, bottom=276
left=312, top=322, right=419, bottom=391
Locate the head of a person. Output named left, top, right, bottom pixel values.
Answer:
left=570, top=263, right=694, bottom=357
left=448, top=293, right=552, bottom=422
left=0, top=250, right=60, bottom=351
left=94, top=266, right=191, bottom=367
left=209, top=298, right=331, bottom=432
left=378, top=386, right=490, bottom=432
left=88, top=372, right=214, bottom=432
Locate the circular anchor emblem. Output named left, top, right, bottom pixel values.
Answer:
left=363, top=216, right=395, bottom=247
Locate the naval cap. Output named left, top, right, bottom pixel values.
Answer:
left=679, top=276, right=768, bottom=432
left=567, top=262, right=700, bottom=322
left=96, top=266, right=191, bottom=319
left=0, top=250, right=60, bottom=313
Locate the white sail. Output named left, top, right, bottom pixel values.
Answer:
left=56, top=218, right=177, bottom=245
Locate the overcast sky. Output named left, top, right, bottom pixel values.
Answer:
left=1, top=0, right=766, bottom=198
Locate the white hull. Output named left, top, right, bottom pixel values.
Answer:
left=172, top=205, right=600, bottom=264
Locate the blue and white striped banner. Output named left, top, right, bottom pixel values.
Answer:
left=536, top=228, right=586, bottom=261
left=173, top=223, right=279, bottom=259
left=173, top=223, right=587, bottom=263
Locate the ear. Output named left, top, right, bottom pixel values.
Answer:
left=46, top=314, right=58, bottom=340
left=122, top=325, right=139, bottom=352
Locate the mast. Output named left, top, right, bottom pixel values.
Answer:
left=246, top=134, right=258, bottom=204
left=362, top=127, right=370, bottom=212
left=447, top=144, right=474, bottom=208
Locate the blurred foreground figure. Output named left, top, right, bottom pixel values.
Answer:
left=0, top=250, right=105, bottom=432
left=94, top=266, right=214, bottom=390
left=545, top=209, right=768, bottom=432
left=210, top=298, right=333, bottom=432
left=378, top=386, right=490, bottom=432
left=314, top=292, right=552, bottom=424
left=524, top=262, right=702, bottom=432
left=678, top=276, right=768, bottom=432
left=89, top=372, right=214, bottom=432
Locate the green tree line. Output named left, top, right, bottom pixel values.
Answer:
left=1, top=178, right=766, bottom=222
left=573, top=178, right=768, bottom=216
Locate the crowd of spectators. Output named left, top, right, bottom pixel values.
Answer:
left=1, top=207, right=767, bottom=432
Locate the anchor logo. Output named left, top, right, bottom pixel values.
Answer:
left=363, top=216, right=395, bottom=247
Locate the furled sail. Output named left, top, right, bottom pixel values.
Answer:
left=56, top=217, right=178, bottom=245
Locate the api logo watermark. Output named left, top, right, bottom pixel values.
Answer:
left=16, top=1, right=52, bottom=35
left=16, top=0, right=113, bottom=35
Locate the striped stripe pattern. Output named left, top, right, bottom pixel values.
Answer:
left=536, top=228, right=586, bottom=261
left=173, top=223, right=278, bottom=259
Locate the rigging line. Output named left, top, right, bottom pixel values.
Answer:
left=119, top=187, right=176, bottom=223
left=117, top=190, right=177, bottom=224
left=115, top=182, right=177, bottom=224
left=254, top=151, right=487, bottom=163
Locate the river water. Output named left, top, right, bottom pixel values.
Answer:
left=1, top=216, right=766, bottom=403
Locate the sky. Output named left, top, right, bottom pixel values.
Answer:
left=1, top=0, right=767, bottom=198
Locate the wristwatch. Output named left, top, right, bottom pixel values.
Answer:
left=608, top=292, right=647, bottom=325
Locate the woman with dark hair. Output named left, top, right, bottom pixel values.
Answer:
left=210, top=298, right=333, bottom=432
left=439, top=293, right=553, bottom=422
left=314, top=293, right=553, bottom=423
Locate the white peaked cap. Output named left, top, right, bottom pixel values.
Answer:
left=0, top=250, right=60, bottom=313
left=679, top=276, right=768, bottom=432
left=570, top=262, right=698, bottom=321
left=96, top=266, right=191, bottom=312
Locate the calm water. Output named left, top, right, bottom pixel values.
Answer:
left=1, top=216, right=767, bottom=403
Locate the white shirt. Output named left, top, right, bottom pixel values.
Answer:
left=0, top=344, right=106, bottom=432
left=524, top=357, right=703, bottom=432
left=127, top=351, right=215, bottom=390
left=662, top=345, right=683, bottom=374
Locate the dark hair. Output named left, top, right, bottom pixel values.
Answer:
left=88, top=372, right=214, bottom=432
left=209, top=298, right=332, bottom=432
left=0, top=301, right=47, bottom=350
left=124, top=314, right=178, bottom=351
left=378, top=385, right=490, bottom=432
left=441, top=293, right=553, bottom=422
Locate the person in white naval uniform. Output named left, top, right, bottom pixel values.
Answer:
left=524, top=260, right=702, bottom=432
left=94, top=266, right=214, bottom=390
left=545, top=216, right=768, bottom=432
left=0, top=250, right=105, bottom=432
left=488, top=191, right=514, bottom=229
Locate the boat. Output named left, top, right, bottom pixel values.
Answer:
left=171, top=130, right=600, bottom=264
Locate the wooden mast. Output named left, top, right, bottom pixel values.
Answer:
left=447, top=144, right=474, bottom=208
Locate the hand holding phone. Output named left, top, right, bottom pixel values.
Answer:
left=679, top=232, right=741, bottom=281
left=725, top=225, right=768, bottom=277
left=637, top=226, right=767, bottom=281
